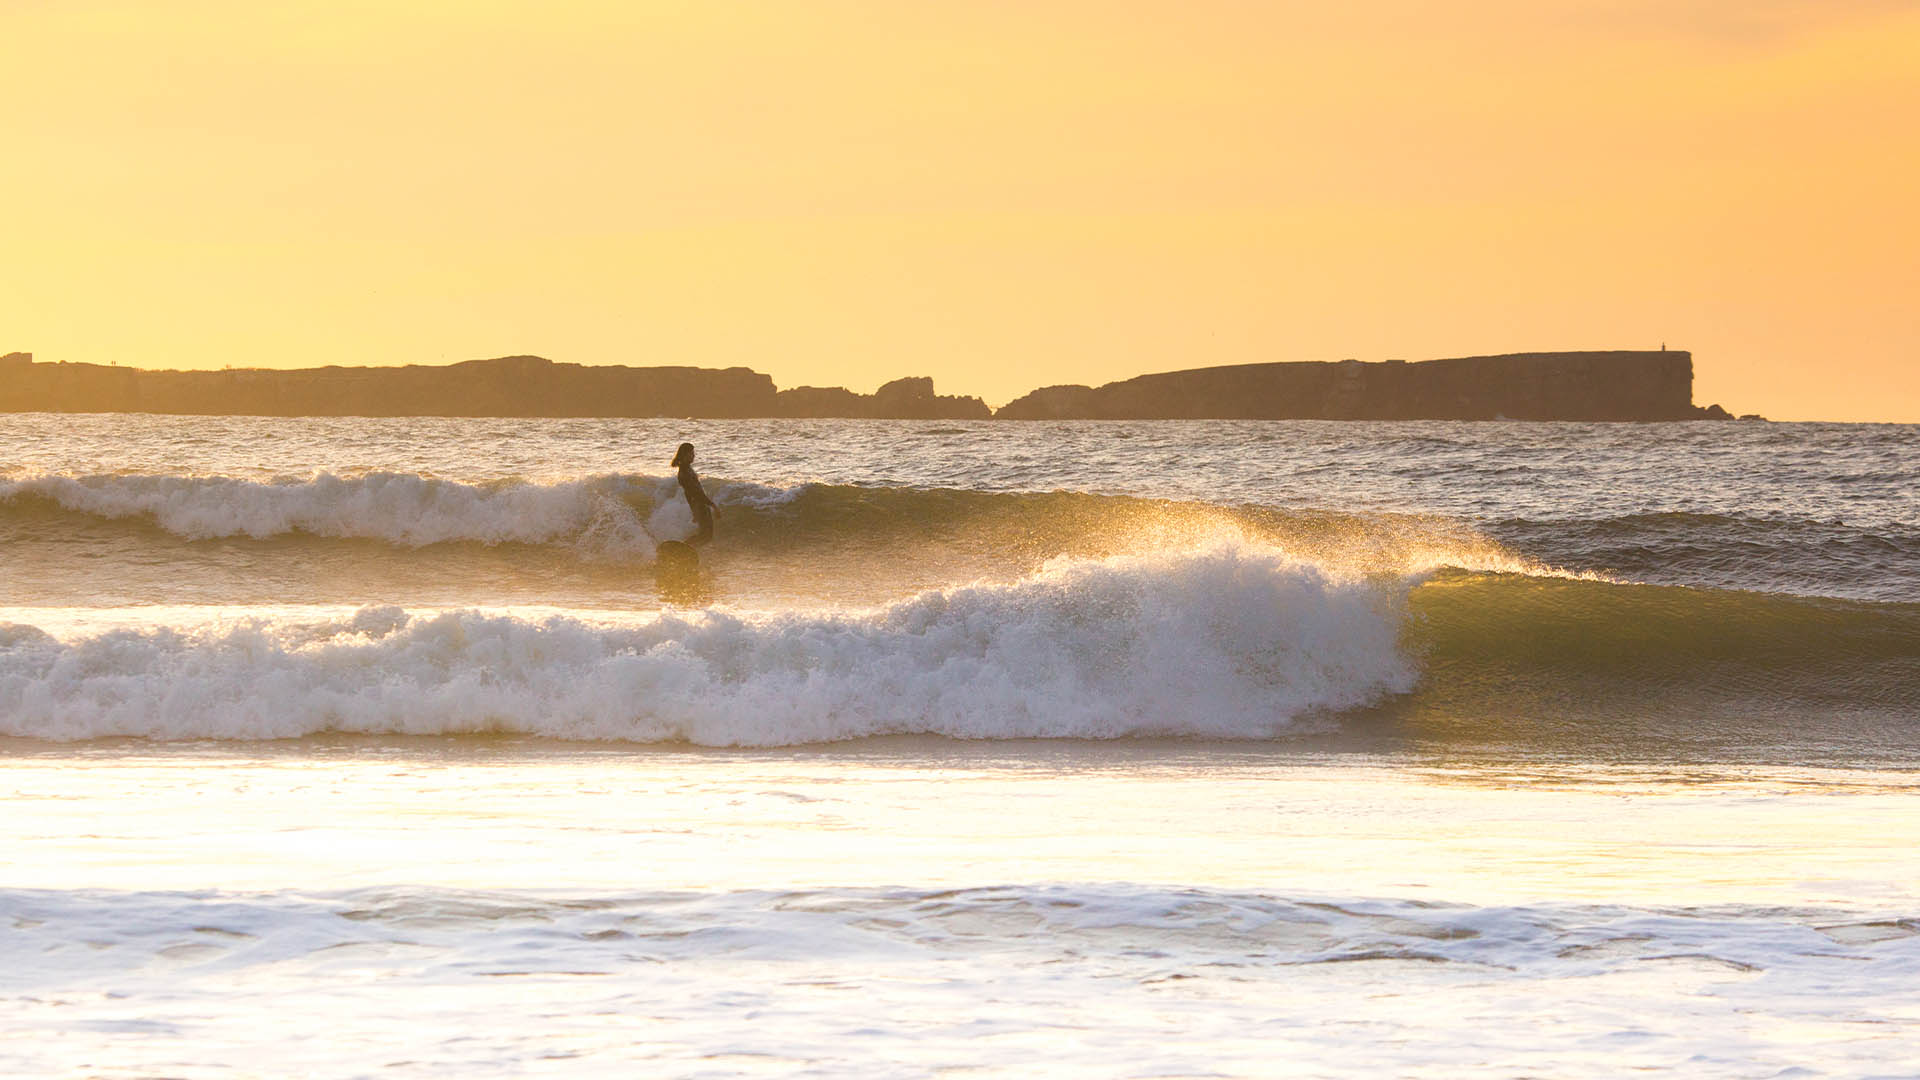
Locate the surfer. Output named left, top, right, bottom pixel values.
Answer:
left=671, top=442, right=718, bottom=546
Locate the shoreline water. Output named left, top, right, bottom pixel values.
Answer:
left=4, top=414, right=1915, bottom=1076
left=8, top=739, right=1917, bottom=898
left=8, top=741, right=1919, bottom=1077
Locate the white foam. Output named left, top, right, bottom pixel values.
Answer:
left=0, top=545, right=1416, bottom=744
left=0, top=471, right=797, bottom=549
left=6, top=883, right=1918, bottom=1079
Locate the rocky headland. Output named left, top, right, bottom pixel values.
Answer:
left=0, top=353, right=988, bottom=420
left=996, top=352, right=1731, bottom=421
left=2, top=349, right=1739, bottom=421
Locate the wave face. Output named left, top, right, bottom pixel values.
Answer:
left=21, top=469, right=1917, bottom=610
left=0, top=472, right=1604, bottom=612
left=0, top=547, right=1416, bottom=743
left=1403, top=573, right=1920, bottom=745
left=6, top=471, right=1915, bottom=603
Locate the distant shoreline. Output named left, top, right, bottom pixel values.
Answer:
left=1, top=350, right=1747, bottom=421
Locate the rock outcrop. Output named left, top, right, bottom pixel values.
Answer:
left=995, top=352, right=1706, bottom=421
left=774, top=376, right=990, bottom=419
left=869, top=376, right=992, bottom=420
left=772, top=385, right=870, bottom=418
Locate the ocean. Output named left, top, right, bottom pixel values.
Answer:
left=3, top=414, right=1917, bottom=1077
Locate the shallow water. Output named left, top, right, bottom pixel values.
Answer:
left=6, top=743, right=1920, bottom=1077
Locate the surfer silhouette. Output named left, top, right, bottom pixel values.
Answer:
left=671, top=442, right=717, bottom=546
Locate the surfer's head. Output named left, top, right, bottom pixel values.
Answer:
left=671, top=443, right=695, bottom=468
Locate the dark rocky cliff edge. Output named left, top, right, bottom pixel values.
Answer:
left=0, top=353, right=990, bottom=420
left=776, top=377, right=990, bottom=420
left=996, top=352, right=1732, bottom=421
left=2, top=350, right=1732, bottom=421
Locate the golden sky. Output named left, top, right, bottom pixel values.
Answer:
left=4, top=1, right=1917, bottom=420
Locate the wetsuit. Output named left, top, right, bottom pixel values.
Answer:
left=677, top=462, right=715, bottom=545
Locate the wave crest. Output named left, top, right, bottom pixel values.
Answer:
left=0, top=546, right=1416, bottom=744
left=0, top=471, right=801, bottom=553
left=0, top=472, right=1611, bottom=584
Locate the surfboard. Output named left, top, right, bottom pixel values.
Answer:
left=656, top=540, right=699, bottom=574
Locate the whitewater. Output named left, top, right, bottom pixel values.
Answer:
left=3, top=413, right=1917, bottom=1077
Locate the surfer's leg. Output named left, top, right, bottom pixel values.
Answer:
left=692, top=504, right=714, bottom=545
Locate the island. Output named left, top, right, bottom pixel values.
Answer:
left=1, top=349, right=1740, bottom=421
left=996, top=352, right=1730, bottom=421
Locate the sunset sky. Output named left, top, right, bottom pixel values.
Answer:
left=4, top=1, right=1916, bottom=420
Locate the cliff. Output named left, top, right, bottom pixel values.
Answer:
left=0, top=353, right=779, bottom=418
left=2, top=349, right=1727, bottom=421
left=0, top=354, right=985, bottom=420
left=995, top=352, right=1712, bottom=421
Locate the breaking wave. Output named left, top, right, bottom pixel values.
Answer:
left=0, top=470, right=1609, bottom=580
left=0, top=545, right=1416, bottom=744
left=0, top=471, right=768, bottom=554
left=4, top=538, right=1915, bottom=746
left=7, top=472, right=1912, bottom=602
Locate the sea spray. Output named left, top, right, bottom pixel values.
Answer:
left=2, top=471, right=1604, bottom=578
left=0, top=545, right=1417, bottom=743
left=0, top=472, right=656, bottom=546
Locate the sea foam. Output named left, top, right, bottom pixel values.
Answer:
left=0, top=472, right=798, bottom=549
left=0, top=546, right=1415, bottom=744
